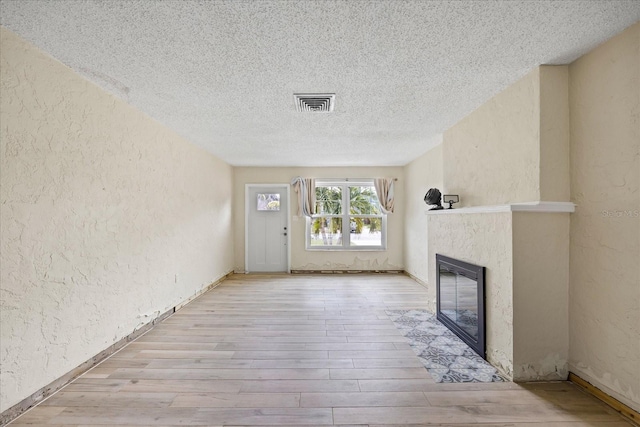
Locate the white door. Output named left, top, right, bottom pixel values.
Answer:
left=246, top=185, right=289, bottom=272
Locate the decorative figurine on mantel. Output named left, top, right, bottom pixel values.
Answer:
left=424, top=188, right=444, bottom=210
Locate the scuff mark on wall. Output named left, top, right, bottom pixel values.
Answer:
left=514, top=354, right=568, bottom=381
left=572, top=363, right=640, bottom=411
left=294, top=256, right=402, bottom=271
left=134, top=310, right=162, bottom=333
left=77, top=66, right=131, bottom=100
left=490, top=357, right=513, bottom=381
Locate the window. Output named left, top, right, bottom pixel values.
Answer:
left=307, top=180, right=386, bottom=250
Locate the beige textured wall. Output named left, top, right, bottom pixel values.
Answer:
left=443, top=68, right=540, bottom=207
left=539, top=66, right=570, bottom=202
left=512, top=212, right=569, bottom=381
left=0, top=28, right=234, bottom=412
left=427, top=212, right=514, bottom=378
left=569, top=23, right=640, bottom=411
left=403, top=143, right=443, bottom=286
left=233, top=167, right=404, bottom=272
left=442, top=65, right=570, bottom=207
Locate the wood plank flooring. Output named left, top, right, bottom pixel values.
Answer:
left=10, top=274, right=632, bottom=426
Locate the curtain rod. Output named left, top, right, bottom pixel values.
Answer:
left=340, top=178, right=398, bottom=181
left=299, top=177, right=399, bottom=182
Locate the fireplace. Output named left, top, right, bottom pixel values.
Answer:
left=436, top=254, right=486, bottom=358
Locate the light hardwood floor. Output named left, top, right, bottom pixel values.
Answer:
left=10, top=274, right=632, bottom=426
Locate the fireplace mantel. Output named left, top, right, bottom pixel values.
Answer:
left=425, top=201, right=575, bottom=215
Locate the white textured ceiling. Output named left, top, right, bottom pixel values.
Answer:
left=1, top=1, right=639, bottom=166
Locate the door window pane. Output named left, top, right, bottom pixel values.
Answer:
left=257, top=193, right=280, bottom=211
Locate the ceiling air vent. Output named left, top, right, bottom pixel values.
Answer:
left=294, top=93, right=335, bottom=112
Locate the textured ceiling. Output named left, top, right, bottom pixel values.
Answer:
left=1, top=1, right=639, bottom=166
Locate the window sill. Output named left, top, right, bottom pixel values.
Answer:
left=306, top=247, right=387, bottom=252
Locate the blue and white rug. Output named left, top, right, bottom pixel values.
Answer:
left=386, top=309, right=507, bottom=383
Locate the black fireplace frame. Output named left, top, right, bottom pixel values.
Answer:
left=436, top=254, right=486, bottom=359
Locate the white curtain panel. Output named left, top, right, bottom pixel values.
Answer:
left=291, top=176, right=316, bottom=217
left=374, top=178, right=395, bottom=214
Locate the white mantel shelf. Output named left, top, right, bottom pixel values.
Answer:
left=425, top=201, right=576, bottom=215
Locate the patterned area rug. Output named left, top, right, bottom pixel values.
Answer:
left=386, top=309, right=507, bottom=383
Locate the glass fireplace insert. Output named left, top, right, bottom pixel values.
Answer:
left=436, top=254, right=486, bottom=358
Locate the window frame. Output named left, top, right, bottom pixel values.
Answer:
left=306, top=179, right=387, bottom=251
